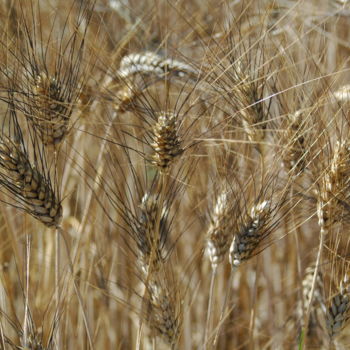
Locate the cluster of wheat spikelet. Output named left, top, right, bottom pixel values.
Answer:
left=0, top=0, right=349, bottom=349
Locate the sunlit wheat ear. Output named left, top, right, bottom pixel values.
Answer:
left=229, top=200, right=271, bottom=267
left=0, top=137, right=62, bottom=227
left=137, top=192, right=169, bottom=274
left=31, top=72, right=70, bottom=145
left=281, top=110, right=308, bottom=174
left=117, top=51, right=198, bottom=80
left=206, top=191, right=232, bottom=269
left=145, top=277, right=181, bottom=346
left=151, top=112, right=183, bottom=172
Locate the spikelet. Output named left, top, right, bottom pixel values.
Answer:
left=151, top=112, right=183, bottom=171
left=229, top=200, right=271, bottom=267
left=206, top=191, right=232, bottom=268
left=0, top=137, right=62, bottom=227
left=281, top=110, right=307, bottom=174
left=31, top=72, right=70, bottom=145
left=118, top=51, right=197, bottom=80
left=136, top=193, right=169, bottom=274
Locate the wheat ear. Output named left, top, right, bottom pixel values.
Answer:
left=150, top=112, right=183, bottom=172
left=117, top=51, right=197, bottom=80
left=0, top=137, right=62, bottom=227
left=31, top=72, right=72, bottom=146
left=229, top=200, right=271, bottom=267
left=326, top=283, right=350, bottom=340
left=205, top=190, right=232, bottom=349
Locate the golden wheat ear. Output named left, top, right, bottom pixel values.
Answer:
left=295, top=264, right=325, bottom=346
left=150, top=112, right=184, bottom=172
left=117, top=51, right=198, bottom=81
left=0, top=102, right=61, bottom=227
left=0, top=0, right=95, bottom=146
left=228, top=170, right=290, bottom=268
left=206, top=190, right=233, bottom=269
left=0, top=137, right=62, bottom=227
left=136, top=191, right=170, bottom=275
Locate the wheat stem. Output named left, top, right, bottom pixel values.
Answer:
left=59, top=228, right=94, bottom=350
left=300, top=201, right=327, bottom=349
left=23, top=233, right=31, bottom=349
left=213, top=268, right=234, bottom=348
left=204, top=266, right=217, bottom=350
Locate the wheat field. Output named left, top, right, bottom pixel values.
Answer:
left=0, top=0, right=349, bottom=349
